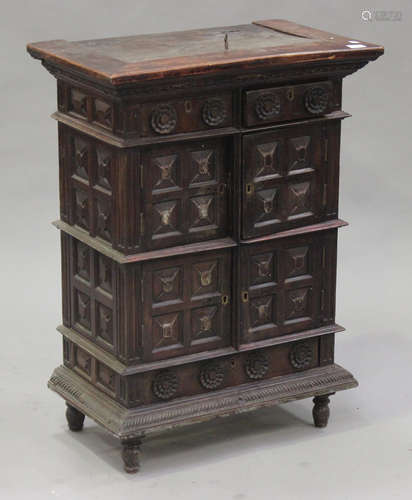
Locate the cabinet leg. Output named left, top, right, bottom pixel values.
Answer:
left=312, top=394, right=332, bottom=428
left=65, top=403, right=85, bottom=431
left=121, top=438, right=142, bottom=474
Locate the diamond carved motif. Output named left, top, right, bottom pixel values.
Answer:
left=74, top=190, right=89, bottom=230
left=153, top=267, right=181, bottom=303
left=255, top=141, right=280, bottom=178
left=191, top=306, right=217, bottom=340
left=73, top=138, right=89, bottom=181
left=191, top=196, right=213, bottom=226
left=286, top=246, right=309, bottom=279
left=286, top=288, right=310, bottom=320
left=192, top=261, right=218, bottom=296
left=97, top=302, right=113, bottom=344
left=153, top=154, right=179, bottom=191
left=190, top=149, right=216, bottom=184
left=153, top=201, right=178, bottom=233
left=153, top=312, right=182, bottom=349
left=256, top=188, right=278, bottom=222
left=288, top=136, right=311, bottom=173
left=251, top=253, right=275, bottom=285
left=76, top=242, right=90, bottom=282
left=288, top=182, right=311, bottom=216
left=96, top=146, right=112, bottom=191
left=75, top=291, right=91, bottom=331
left=96, top=198, right=111, bottom=241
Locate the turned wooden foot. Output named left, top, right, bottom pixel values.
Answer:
left=121, top=438, right=142, bottom=473
left=65, top=403, right=85, bottom=431
left=312, top=394, right=332, bottom=428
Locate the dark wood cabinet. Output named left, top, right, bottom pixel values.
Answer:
left=28, top=19, right=383, bottom=473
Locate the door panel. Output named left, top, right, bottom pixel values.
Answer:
left=242, top=123, right=325, bottom=238
left=143, top=137, right=230, bottom=250
left=143, top=249, right=232, bottom=361
left=240, top=231, right=337, bottom=345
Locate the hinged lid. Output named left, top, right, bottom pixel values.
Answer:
left=27, top=19, right=383, bottom=88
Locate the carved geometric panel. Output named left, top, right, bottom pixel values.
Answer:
left=93, top=99, right=113, bottom=129
left=192, top=260, right=218, bottom=297
left=191, top=306, right=219, bottom=343
left=74, top=188, right=89, bottom=230
left=152, top=200, right=181, bottom=236
left=152, top=266, right=183, bottom=304
left=255, top=188, right=280, bottom=225
left=95, top=145, right=112, bottom=192
left=96, top=302, right=114, bottom=345
left=189, top=149, right=216, bottom=185
left=287, top=181, right=312, bottom=219
left=69, top=89, right=88, bottom=118
left=95, top=197, right=112, bottom=241
left=249, top=295, right=276, bottom=328
left=74, top=346, right=92, bottom=377
left=74, top=241, right=90, bottom=283
left=189, top=195, right=216, bottom=229
left=72, top=137, right=89, bottom=181
left=152, top=154, right=181, bottom=192
left=96, top=362, right=116, bottom=393
left=255, top=141, right=281, bottom=180
left=285, top=246, right=310, bottom=280
left=250, top=252, right=276, bottom=287
left=74, top=290, right=91, bottom=332
left=152, top=312, right=183, bottom=350
left=96, top=253, right=112, bottom=294
left=287, top=136, right=312, bottom=174
left=285, top=287, right=311, bottom=323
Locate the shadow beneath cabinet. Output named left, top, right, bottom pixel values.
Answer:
left=54, top=398, right=362, bottom=479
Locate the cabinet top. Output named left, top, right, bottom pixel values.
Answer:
left=27, top=19, right=383, bottom=87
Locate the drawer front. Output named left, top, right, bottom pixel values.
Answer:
left=129, top=93, right=233, bottom=137
left=240, top=231, right=337, bottom=345
left=142, top=137, right=230, bottom=250
left=242, top=123, right=326, bottom=239
left=244, top=81, right=336, bottom=127
left=124, top=338, right=319, bottom=407
left=142, top=249, right=232, bottom=361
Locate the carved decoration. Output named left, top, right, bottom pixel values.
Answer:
left=97, top=303, right=113, bottom=344
left=199, top=361, right=225, bottom=390
left=96, top=199, right=111, bottom=241
left=190, top=149, right=215, bottom=184
left=288, top=182, right=311, bottom=216
left=202, top=97, right=227, bottom=126
left=121, top=438, right=142, bottom=473
left=74, top=190, right=89, bottom=229
left=256, top=142, right=280, bottom=178
left=289, top=342, right=313, bottom=370
left=256, top=188, right=278, bottom=221
left=153, top=154, right=179, bottom=191
left=245, top=352, right=269, bottom=380
left=286, top=288, right=309, bottom=320
left=96, top=146, right=112, bottom=191
left=304, top=86, right=329, bottom=114
left=152, top=370, right=178, bottom=400
left=73, top=138, right=89, bottom=180
left=255, top=92, right=281, bottom=120
left=150, top=103, right=177, bottom=134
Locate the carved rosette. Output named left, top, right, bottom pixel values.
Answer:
left=202, top=98, right=227, bottom=126
left=304, top=86, right=329, bottom=114
left=152, top=370, right=178, bottom=400
left=289, top=342, right=313, bottom=370
left=150, top=103, right=177, bottom=134
left=245, top=352, right=269, bottom=380
left=255, top=93, right=281, bottom=120
left=199, top=361, right=225, bottom=390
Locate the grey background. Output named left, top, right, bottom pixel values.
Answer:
left=1, top=1, right=411, bottom=499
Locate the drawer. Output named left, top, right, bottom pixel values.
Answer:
left=242, top=122, right=329, bottom=239
left=128, top=93, right=233, bottom=137
left=239, top=231, right=337, bottom=345
left=244, top=81, right=338, bottom=127
left=142, top=137, right=231, bottom=250
left=142, top=249, right=232, bottom=361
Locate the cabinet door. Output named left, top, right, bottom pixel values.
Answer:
left=142, top=137, right=230, bottom=250
left=242, top=123, right=326, bottom=239
left=142, top=249, right=232, bottom=361
left=239, top=231, right=337, bottom=345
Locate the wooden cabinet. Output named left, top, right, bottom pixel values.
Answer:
left=28, top=19, right=383, bottom=473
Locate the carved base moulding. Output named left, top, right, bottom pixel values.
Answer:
left=49, top=363, right=358, bottom=439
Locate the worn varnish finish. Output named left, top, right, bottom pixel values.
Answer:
left=27, top=19, right=383, bottom=473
